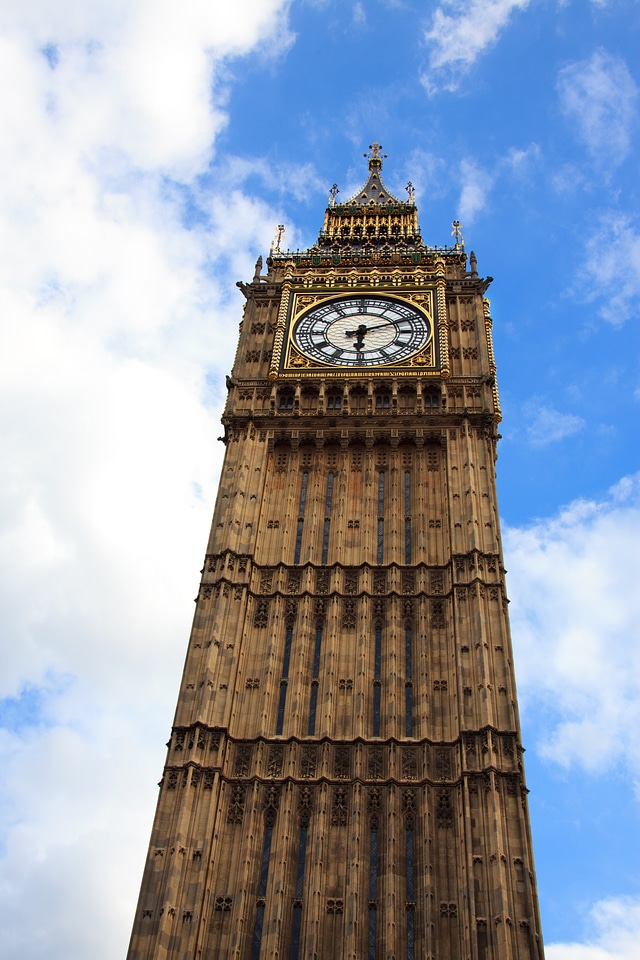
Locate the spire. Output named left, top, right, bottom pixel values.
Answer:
left=365, top=141, right=387, bottom=173
left=343, top=142, right=404, bottom=207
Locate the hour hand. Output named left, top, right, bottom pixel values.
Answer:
left=345, top=323, right=368, bottom=351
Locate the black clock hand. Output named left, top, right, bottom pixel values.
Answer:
left=344, top=323, right=368, bottom=350
left=345, top=320, right=396, bottom=349
left=356, top=320, right=396, bottom=334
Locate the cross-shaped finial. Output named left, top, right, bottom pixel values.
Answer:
left=406, top=181, right=416, bottom=203
left=328, top=183, right=339, bottom=206
left=364, top=142, right=387, bottom=162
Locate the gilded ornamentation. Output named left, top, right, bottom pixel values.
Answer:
left=288, top=345, right=313, bottom=368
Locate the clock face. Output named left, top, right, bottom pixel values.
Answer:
left=292, top=296, right=430, bottom=368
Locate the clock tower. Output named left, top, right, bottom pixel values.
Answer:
left=127, top=146, right=545, bottom=960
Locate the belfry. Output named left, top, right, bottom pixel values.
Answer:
left=128, top=147, right=545, bottom=960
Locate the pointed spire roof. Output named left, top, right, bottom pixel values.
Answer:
left=343, top=142, right=405, bottom=207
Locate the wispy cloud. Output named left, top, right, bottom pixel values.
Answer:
left=457, top=158, right=494, bottom=225
left=505, top=474, right=640, bottom=782
left=558, top=49, right=638, bottom=169
left=524, top=403, right=586, bottom=446
left=352, top=1, right=366, bottom=26
left=582, top=212, right=640, bottom=325
left=422, top=0, right=530, bottom=92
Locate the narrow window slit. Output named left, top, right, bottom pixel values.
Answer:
left=290, top=826, right=308, bottom=960
left=377, top=472, right=385, bottom=564
left=373, top=623, right=382, bottom=737
left=276, top=625, right=294, bottom=735
left=405, top=624, right=413, bottom=736
left=368, top=826, right=379, bottom=960
left=252, top=818, right=274, bottom=960
left=404, top=471, right=412, bottom=563
left=294, top=472, right=309, bottom=564
left=308, top=624, right=323, bottom=735
left=406, top=823, right=415, bottom=960
left=321, top=473, right=334, bottom=564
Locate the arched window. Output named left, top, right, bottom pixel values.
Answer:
left=349, top=386, right=367, bottom=412
left=398, top=386, right=416, bottom=412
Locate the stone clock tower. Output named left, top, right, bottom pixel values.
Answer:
left=127, top=147, right=544, bottom=960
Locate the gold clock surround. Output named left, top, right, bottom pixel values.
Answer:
left=282, top=288, right=437, bottom=376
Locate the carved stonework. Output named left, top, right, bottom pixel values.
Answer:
left=402, top=572, right=415, bottom=593
left=437, top=789, right=454, bottom=828
left=402, top=750, right=418, bottom=780
left=431, top=600, right=445, bottom=628
left=373, top=572, right=387, bottom=594
left=435, top=748, right=452, bottom=780
left=344, top=569, right=359, bottom=594
left=331, top=787, right=348, bottom=826
left=301, top=748, right=317, bottom=779
left=341, top=599, right=356, bottom=628
left=129, top=154, right=545, bottom=960
left=267, top=746, right=283, bottom=777
left=233, top=745, right=251, bottom=778
left=334, top=747, right=351, bottom=780
left=368, top=788, right=381, bottom=828
left=227, top=785, right=246, bottom=824
left=368, top=747, right=384, bottom=780
left=430, top=571, right=444, bottom=594
left=287, top=570, right=301, bottom=593
left=254, top=599, right=269, bottom=627
left=316, top=570, right=330, bottom=593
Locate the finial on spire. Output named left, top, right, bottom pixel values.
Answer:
left=364, top=142, right=387, bottom=171
left=328, top=183, right=339, bottom=206
left=406, top=181, right=416, bottom=204
left=451, top=219, right=464, bottom=250
left=270, top=224, right=286, bottom=255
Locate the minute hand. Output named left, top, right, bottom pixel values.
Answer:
left=344, top=320, right=396, bottom=342
left=358, top=321, right=396, bottom=334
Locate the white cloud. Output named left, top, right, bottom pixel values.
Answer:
left=353, top=1, right=366, bottom=26
left=547, top=896, right=640, bottom=960
left=0, top=2, right=294, bottom=958
left=395, top=148, right=448, bottom=207
left=457, top=158, right=494, bottom=225
left=583, top=212, right=640, bottom=325
left=504, top=474, right=640, bottom=782
left=422, top=0, right=530, bottom=92
left=524, top=403, right=586, bottom=446
left=506, top=142, right=541, bottom=174
left=558, top=49, right=638, bottom=169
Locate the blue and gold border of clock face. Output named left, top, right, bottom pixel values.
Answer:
left=284, top=290, right=437, bottom=374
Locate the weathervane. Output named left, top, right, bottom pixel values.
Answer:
left=270, top=224, right=286, bottom=254
left=328, top=183, right=339, bottom=206
left=451, top=219, right=464, bottom=249
left=406, top=181, right=416, bottom=203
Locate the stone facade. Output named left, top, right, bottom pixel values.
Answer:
left=127, top=149, right=544, bottom=960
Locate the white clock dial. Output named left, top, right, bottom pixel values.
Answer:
left=293, top=296, right=430, bottom=367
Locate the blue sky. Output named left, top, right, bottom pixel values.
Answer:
left=0, top=2, right=639, bottom=958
